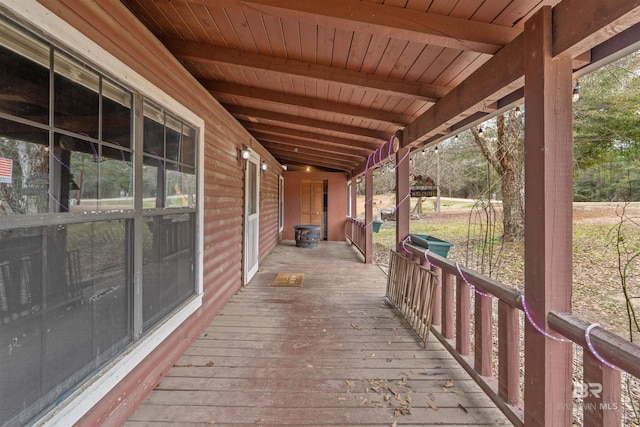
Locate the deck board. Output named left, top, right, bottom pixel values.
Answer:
left=126, top=241, right=512, bottom=426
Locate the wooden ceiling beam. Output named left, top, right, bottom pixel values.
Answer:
left=241, top=121, right=380, bottom=152
left=251, top=131, right=369, bottom=158
left=185, top=0, right=520, bottom=54
left=164, top=38, right=445, bottom=102
left=205, top=81, right=411, bottom=126
left=269, top=150, right=355, bottom=171
left=259, top=140, right=363, bottom=163
left=223, top=105, right=389, bottom=142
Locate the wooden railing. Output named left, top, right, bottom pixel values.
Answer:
left=401, top=242, right=640, bottom=427
left=345, top=217, right=366, bottom=258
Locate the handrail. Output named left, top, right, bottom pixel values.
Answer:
left=345, top=217, right=366, bottom=259
left=549, top=311, right=640, bottom=378
left=402, top=241, right=640, bottom=427
left=403, top=242, right=524, bottom=426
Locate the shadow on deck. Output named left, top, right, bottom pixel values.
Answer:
left=127, top=241, right=511, bottom=426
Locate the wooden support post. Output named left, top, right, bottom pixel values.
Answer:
left=351, top=176, right=357, bottom=219
left=395, top=143, right=410, bottom=253
left=365, top=166, right=373, bottom=264
left=523, top=7, right=573, bottom=426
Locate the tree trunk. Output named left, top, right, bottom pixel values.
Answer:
left=471, top=109, right=525, bottom=242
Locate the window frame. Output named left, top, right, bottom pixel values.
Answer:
left=0, top=6, right=205, bottom=425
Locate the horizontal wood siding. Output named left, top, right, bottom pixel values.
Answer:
left=33, top=1, right=281, bottom=425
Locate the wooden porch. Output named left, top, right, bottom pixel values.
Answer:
left=126, top=241, right=511, bottom=426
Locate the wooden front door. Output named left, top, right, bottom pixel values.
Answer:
left=300, top=180, right=323, bottom=237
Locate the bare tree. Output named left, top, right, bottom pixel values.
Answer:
left=471, top=109, right=524, bottom=242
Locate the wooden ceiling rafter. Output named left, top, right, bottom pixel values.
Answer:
left=223, top=105, right=389, bottom=143
left=184, top=0, right=521, bottom=54
left=204, top=81, right=412, bottom=126
left=162, top=38, right=447, bottom=102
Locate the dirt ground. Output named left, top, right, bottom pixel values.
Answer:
left=364, top=195, right=640, bottom=339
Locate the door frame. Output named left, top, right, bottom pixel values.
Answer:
left=243, top=150, right=260, bottom=285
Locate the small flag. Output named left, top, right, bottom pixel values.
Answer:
left=0, top=157, right=13, bottom=184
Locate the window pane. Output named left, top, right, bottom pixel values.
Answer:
left=165, top=114, right=181, bottom=163
left=0, top=220, right=132, bottom=425
left=181, top=126, right=196, bottom=167
left=100, top=145, right=133, bottom=210
left=248, top=162, right=257, bottom=215
left=0, top=118, right=49, bottom=215
left=102, top=79, right=132, bottom=149
left=54, top=134, right=98, bottom=213
left=54, top=52, right=99, bottom=139
left=142, top=213, right=195, bottom=330
left=0, top=20, right=49, bottom=124
left=143, top=156, right=164, bottom=208
left=166, top=166, right=195, bottom=208
left=143, top=103, right=164, bottom=157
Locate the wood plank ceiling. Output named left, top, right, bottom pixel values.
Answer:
left=121, top=0, right=558, bottom=174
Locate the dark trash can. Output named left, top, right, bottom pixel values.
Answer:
left=294, top=224, right=321, bottom=248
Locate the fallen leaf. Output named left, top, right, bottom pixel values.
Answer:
left=406, top=394, right=413, bottom=404
left=338, top=397, right=347, bottom=401
left=206, top=361, right=215, bottom=367
left=369, top=353, right=376, bottom=357
left=391, top=421, right=397, bottom=427
left=206, top=420, right=216, bottom=424
left=428, top=403, right=439, bottom=411
left=444, top=379, right=455, bottom=388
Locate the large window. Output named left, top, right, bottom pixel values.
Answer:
left=0, top=19, right=199, bottom=426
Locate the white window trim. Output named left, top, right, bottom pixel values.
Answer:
left=1, top=1, right=205, bottom=424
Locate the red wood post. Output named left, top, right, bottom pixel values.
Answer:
left=364, top=165, right=373, bottom=263
left=456, top=275, right=471, bottom=356
left=351, top=176, right=357, bottom=217
left=524, top=7, right=573, bottom=426
left=474, top=293, right=492, bottom=376
left=498, top=300, right=520, bottom=404
left=582, top=351, right=621, bottom=427
left=395, top=141, right=410, bottom=253
left=442, top=270, right=454, bottom=338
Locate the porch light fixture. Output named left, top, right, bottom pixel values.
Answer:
left=572, top=81, right=580, bottom=102
left=261, top=160, right=268, bottom=171
left=390, top=135, right=400, bottom=153
left=453, top=135, right=459, bottom=142
left=515, top=106, right=522, bottom=117
left=240, top=145, right=251, bottom=160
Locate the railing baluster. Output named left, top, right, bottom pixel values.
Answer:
left=474, top=293, right=492, bottom=376
left=442, top=270, right=454, bottom=340
left=498, top=300, right=520, bottom=404
left=582, top=345, right=622, bottom=427
left=456, top=275, right=471, bottom=356
left=431, top=264, right=441, bottom=327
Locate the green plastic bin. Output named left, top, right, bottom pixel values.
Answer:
left=372, top=220, right=383, bottom=233
left=409, top=234, right=453, bottom=258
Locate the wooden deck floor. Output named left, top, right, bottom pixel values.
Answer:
left=127, top=241, right=511, bottom=426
